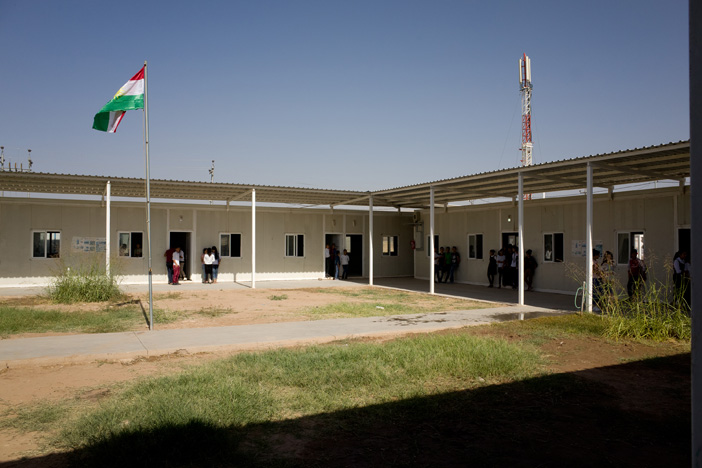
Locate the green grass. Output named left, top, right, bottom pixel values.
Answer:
left=0, top=305, right=144, bottom=336
left=603, top=303, right=691, bottom=341
left=303, top=301, right=432, bottom=318
left=55, top=333, right=542, bottom=455
left=267, top=294, right=288, bottom=301
left=0, top=401, right=74, bottom=433
left=47, top=272, right=123, bottom=304
left=299, top=287, right=487, bottom=319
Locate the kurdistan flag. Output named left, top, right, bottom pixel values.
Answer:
left=92, top=66, right=145, bottom=133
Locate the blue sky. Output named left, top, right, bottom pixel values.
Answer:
left=0, top=0, right=689, bottom=191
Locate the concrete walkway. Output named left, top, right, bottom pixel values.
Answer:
left=0, top=305, right=566, bottom=367
left=0, top=278, right=576, bottom=367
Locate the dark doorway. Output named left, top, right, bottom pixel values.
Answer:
left=169, top=232, right=192, bottom=281
left=325, top=234, right=343, bottom=277
left=345, top=234, right=363, bottom=277
left=502, top=232, right=519, bottom=251
left=679, top=228, right=691, bottom=256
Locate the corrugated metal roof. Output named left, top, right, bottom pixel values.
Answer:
left=0, top=140, right=689, bottom=208
left=373, top=140, right=690, bottom=207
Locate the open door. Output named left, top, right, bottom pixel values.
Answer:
left=345, top=234, right=363, bottom=277
left=169, top=232, right=192, bottom=281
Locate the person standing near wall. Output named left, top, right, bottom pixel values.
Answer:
left=448, top=246, right=460, bottom=283
left=203, top=248, right=214, bottom=284
left=437, top=247, right=445, bottom=283
left=592, top=250, right=602, bottom=310
left=178, top=248, right=186, bottom=281
left=211, top=246, right=220, bottom=284
left=200, top=248, right=207, bottom=283
left=165, top=246, right=175, bottom=285
left=525, top=249, right=537, bottom=291
left=496, top=249, right=506, bottom=288
left=334, top=250, right=341, bottom=280
left=673, top=250, right=689, bottom=308
left=340, top=249, right=350, bottom=280
left=487, top=249, right=497, bottom=287
left=444, top=247, right=452, bottom=283
left=627, top=249, right=646, bottom=299
left=171, top=247, right=182, bottom=285
left=324, top=244, right=331, bottom=278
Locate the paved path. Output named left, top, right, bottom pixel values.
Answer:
left=0, top=305, right=567, bottom=367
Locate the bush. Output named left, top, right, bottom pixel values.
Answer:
left=567, top=251, right=691, bottom=342
left=47, top=255, right=123, bottom=303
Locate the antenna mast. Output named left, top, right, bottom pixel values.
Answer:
left=519, top=54, right=533, bottom=168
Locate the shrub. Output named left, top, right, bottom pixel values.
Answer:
left=47, top=255, right=123, bottom=303
left=567, top=250, right=690, bottom=342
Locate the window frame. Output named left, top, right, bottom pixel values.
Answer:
left=467, top=233, right=483, bottom=260
left=543, top=232, right=564, bottom=263
left=220, top=233, right=242, bottom=258
left=117, top=231, right=144, bottom=258
left=617, top=231, right=644, bottom=264
left=285, top=233, right=305, bottom=258
left=382, top=235, right=399, bottom=256
left=32, top=230, right=61, bottom=258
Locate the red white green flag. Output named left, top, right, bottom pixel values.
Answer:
left=92, top=66, right=145, bottom=133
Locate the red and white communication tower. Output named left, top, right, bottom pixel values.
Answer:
left=519, top=53, right=533, bottom=167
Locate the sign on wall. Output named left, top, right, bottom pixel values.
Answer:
left=571, top=240, right=603, bottom=257
left=72, top=237, right=106, bottom=253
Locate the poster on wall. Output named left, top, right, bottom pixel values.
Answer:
left=72, top=237, right=106, bottom=253
left=571, top=240, right=603, bottom=257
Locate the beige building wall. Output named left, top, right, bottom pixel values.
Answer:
left=413, top=187, right=689, bottom=294
left=0, top=198, right=414, bottom=287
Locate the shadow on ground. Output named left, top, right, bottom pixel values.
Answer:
left=2, top=354, right=689, bottom=468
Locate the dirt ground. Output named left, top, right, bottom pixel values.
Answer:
left=2, top=287, right=476, bottom=339
left=0, top=288, right=691, bottom=466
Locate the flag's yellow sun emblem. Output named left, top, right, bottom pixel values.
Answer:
left=112, top=86, right=127, bottom=99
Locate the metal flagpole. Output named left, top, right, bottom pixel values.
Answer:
left=143, top=60, right=154, bottom=330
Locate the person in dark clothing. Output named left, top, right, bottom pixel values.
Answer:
left=525, top=249, right=538, bottom=291
left=437, top=247, right=446, bottom=283
left=448, top=246, right=460, bottom=283
left=164, top=247, right=175, bottom=284
left=487, top=249, right=497, bottom=287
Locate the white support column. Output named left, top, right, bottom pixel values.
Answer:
left=586, top=162, right=594, bottom=313
left=368, top=195, right=374, bottom=286
left=251, top=188, right=256, bottom=289
left=430, top=186, right=435, bottom=295
left=106, top=181, right=111, bottom=277
left=518, top=173, right=525, bottom=306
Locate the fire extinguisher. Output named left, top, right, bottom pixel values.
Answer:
left=410, top=240, right=416, bottom=250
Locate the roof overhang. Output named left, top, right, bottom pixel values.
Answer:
left=373, top=140, right=690, bottom=207
left=0, top=140, right=689, bottom=208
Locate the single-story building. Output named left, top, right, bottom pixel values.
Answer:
left=0, top=140, right=690, bottom=311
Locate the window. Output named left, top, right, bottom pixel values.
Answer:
left=543, top=233, right=564, bottom=262
left=382, top=235, right=398, bottom=256
left=427, top=235, right=439, bottom=256
left=618, top=231, right=644, bottom=264
left=118, top=232, right=143, bottom=257
left=220, top=233, right=242, bottom=257
left=285, top=234, right=305, bottom=257
left=468, top=234, right=483, bottom=259
left=33, top=231, right=61, bottom=258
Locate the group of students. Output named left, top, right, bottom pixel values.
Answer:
left=434, top=246, right=461, bottom=283
left=164, top=246, right=186, bottom=285
left=200, top=246, right=221, bottom=284
left=591, top=247, right=691, bottom=311
left=324, top=243, right=350, bottom=280
left=164, top=245, right=223, bottom=285
left=486, top=246, right=538, bottom=290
